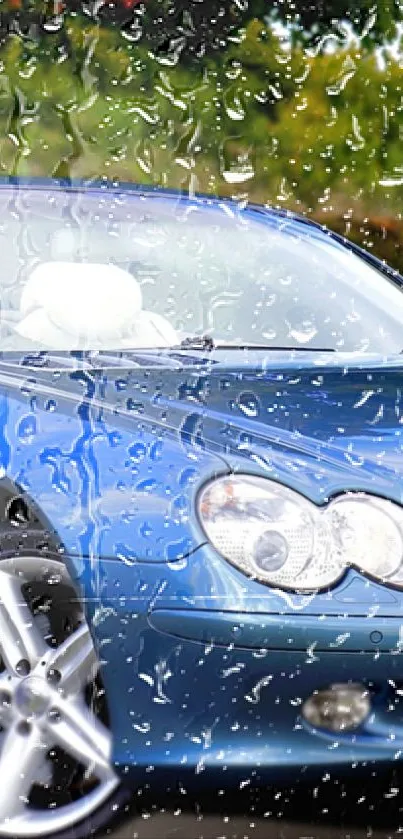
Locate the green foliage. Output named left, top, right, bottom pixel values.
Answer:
left=0, top=13, right=402, bottom=267
left=0, top=1, right=401, bottom=52
left=267, top=1, right=401, bottom=48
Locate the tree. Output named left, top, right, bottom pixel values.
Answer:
left=269, top=0, right=401, bottom=48
left=0, top=1, right=401, bottom=56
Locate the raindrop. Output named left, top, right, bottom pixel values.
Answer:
left=288, top=322, right=318, bottom=344
left=17, top=415, right=37, bottom=442
left=126, top=399, right=145, bottom=415
left=221, top=136, right=255, bottom=183
left=42, top=16, right=64, bottom=34
left=128, top=442, right=147, bottom=462
left=237, top=391, right=260, bottom=418
left=150, top=441, right=164, bottom=461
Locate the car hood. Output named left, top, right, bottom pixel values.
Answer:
left=191, top=352, right=403, bottom=506
left=1, top=350, right=403, bottom=602
left=140, top=349, right=403, bottom=618
left=104, top=350, right=403, bottom=505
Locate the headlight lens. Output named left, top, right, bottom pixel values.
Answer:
left=198, top=475, right=403, bottom=591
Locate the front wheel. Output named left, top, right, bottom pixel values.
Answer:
left=0, top=554, right=128, bottom=839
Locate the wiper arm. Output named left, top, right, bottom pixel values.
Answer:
left=178, top=335, right=215, bottom=351
left=177, top=336, right=335, bottom=352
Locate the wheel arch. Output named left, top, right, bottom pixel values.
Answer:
left=0, top=476, right=82, bottom=581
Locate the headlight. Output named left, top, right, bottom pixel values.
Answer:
left=198, top=475, right=403, bottom=591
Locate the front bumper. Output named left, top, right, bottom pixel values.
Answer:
left=77, top=551, right=403, bottom=790
left=103, top=623, right=403, bottom=787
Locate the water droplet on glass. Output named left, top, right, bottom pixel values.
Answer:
left=237, top=392, right=260, bottom=418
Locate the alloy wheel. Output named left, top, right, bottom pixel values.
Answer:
left=0, top=555, right=119, bottom=838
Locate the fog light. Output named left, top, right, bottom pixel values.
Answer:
left=302, top=683, right=370, bottom=733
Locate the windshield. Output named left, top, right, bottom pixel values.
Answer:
left=1, top=187, right=403, bottom=354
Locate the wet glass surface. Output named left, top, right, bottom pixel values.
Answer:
left=0, top=2, right=402, bottom=838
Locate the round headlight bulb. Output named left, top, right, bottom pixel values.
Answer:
left=252, top=530, right=289, bottom=573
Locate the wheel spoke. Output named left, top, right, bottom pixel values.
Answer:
left=0, top=673, right=13, bottom=728
left=0, top=556, right=119, bottom=837
left=0, top=570, right=47, bottom=673
left=48, top=623, right=97, bottom=692
left=0, top=722, right=47, bottom=822
left=49, top=698, right=113, bottom=780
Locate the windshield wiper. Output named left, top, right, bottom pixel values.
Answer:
left=179, top=335, right=215, bottom=351
left=178, top=336, right=335, bottom=352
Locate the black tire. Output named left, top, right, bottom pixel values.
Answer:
left=0, top=485, right=132, bottom=839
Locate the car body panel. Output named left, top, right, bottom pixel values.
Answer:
left=0, top=363, right=227, bottom=573
left=90, top=606, right=403, bottom=787
left=1, top=182, right=403, bottom=790
left=148, top=608, right=403, bottom=652
left=2, top=351, right=403, bottom=615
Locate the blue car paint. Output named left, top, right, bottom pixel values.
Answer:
left=0, top=361, right=229, bottom=565
left=0, top=181, right=403, bottom=788
left=84, top=592, right=403, bottom=790
left=3, top=351, right=403, bottom=785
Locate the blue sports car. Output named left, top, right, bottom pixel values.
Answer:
left=0, top=179, right=403, bottom=837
